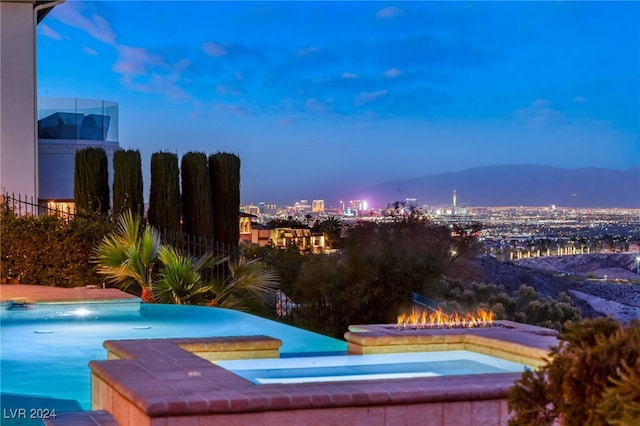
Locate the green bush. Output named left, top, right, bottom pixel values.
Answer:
left=243, top=220, right=580, bottom=337
left=181, top=152, right=213, bottom=239
left=74, top=147, right=110, bottom=215
left=209, top=152, right=241, bottom=250
left=112, top=149, right=144, bottom=218
left=148, top=152, right=181, bottom=233
left=441, top=282, right=580, bottom=331
left=508, top=318, right=640, bottom=426
left=0, top=207, right=113, bottom=287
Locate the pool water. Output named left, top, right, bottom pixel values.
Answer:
left=216, top=350, right=529, bottom=384
left=0, top=301, right=346, bottom=415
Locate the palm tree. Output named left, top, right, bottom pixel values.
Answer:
left=95, top=212, right=280, bottom=313
left=153, top=251, right=279, bottom=313
left=319, top=216, right=344, bottom=249
left=153, top=246, right=222, bottom=305
left=93, top=211, right=160, bottom=295
left=209, top=258, right=280, bottom=314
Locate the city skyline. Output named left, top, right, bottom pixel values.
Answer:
left=36, top=1, right=639, bottom=205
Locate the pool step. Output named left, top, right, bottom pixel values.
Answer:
left=42, top=410, right=119, bottom=426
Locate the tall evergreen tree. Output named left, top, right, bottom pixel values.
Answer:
left=181, top=152, right=213, bottom=239
left=209, top=152, right=241, bottom=251
left=74, top=147, right=110, bottom=215
left=112, top=149, right=144, bottom=218
left=148, top=152, right=180, bottom=233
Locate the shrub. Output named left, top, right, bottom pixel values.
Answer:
left=209, top=152, right=240, bottom=250
left=148, top=152, right=181, bottom=233
left=181, top=152, right=213, bottom=239
left=74, top=147, right=110, bottom=215
left=0, top=206, right=113, bottom=286
left=112, top=149, right=143, bottom=217
left=508, top=318, right=640, bottom=426
left=441, top=282, right=580, bottom=331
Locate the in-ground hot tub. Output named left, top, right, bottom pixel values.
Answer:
left=80, top=320, right=558, bottom=426
left=216, top=350, right=530, bottom=384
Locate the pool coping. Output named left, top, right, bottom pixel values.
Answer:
left=0, top=284, right=138, bottom=304
left=89, top=324, right=558, bottom=423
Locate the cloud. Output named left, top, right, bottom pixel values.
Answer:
left=53, top=2, right=116, bottom=44
left=377, top=7, right=403, bottom=20
left=216, top=84, right=244, bottom=96
left=354, top=89, right=388, bottom=106
left=83, top=47, right=98, bottom=56
left=113, top=45, right=166, bottom=83
left=39, top=23, right=63, bottom=40
left=52, top=3, right=191, bottom=99
left=297, top=46, right=319, bottom=57
left=342, top=72, right=359, bottom=79
left=203, top=42, right=228, bottom=57
left=112, top=46, right=190, bottom=99
left=304, top=98, right=333, bottom=114
left=573, top=96, right=587, bottom=103
left=126, top=72, right=188, bottom=99
left=383, top=68, right=402, bottom=78
left=531, top=98, right=550, bottom=107
left=514, top=99, right=566, bottom=128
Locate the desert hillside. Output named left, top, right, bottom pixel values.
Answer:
left=479, top=253, right=640, bottom=322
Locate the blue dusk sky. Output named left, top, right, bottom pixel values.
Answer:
left=37, top=1, right=639, bottom=207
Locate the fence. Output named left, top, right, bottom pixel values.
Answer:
left=1, top=192, right=281, bottom=315
left=2, top=192, right=238, bottom=257
left=1, top=192, right=76, bottom=221
left=160, top=229, right=240, bottom=285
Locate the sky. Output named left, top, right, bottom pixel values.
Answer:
left=36, top=1, right=639, bottom=207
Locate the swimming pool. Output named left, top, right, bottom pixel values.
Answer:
left=216, top=350, right=529, bottom=384
left=0, top=300, right=346, bottom=415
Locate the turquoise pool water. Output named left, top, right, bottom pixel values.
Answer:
left=216, top=350, right=529, bottom=384
left=0, top=300, right=346, bottom=417
left=216, top=350, right=528, bottom=385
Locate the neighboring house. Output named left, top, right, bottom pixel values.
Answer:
left=0, top=1, right=119, bottom=208
left=38, top=97, right=120, bottom=211
left=240, top=219, right=271, bottom=247
left=239, top=219, right=327, bottom=252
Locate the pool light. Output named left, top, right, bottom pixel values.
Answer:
left=71, top=307, right=92, bottom=317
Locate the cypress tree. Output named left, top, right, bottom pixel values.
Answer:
left=112, top=149, right=144, bottom=218
left=74, top=147, right=110, bottom=215
left=181, top=152, right=213, bottom=239
left=209, top=152, right=241, bottom=251
left=148, top=152, right=180, bottom=233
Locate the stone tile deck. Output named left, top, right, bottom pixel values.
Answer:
left=0, top=284, right=137, bottom=303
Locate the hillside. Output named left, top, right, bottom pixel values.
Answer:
left=514, top=253, right=639, bottom=281
left=472, top=253, right=640, bottom=322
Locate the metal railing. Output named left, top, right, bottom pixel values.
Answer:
left=1, top=193, right=76, bottom=221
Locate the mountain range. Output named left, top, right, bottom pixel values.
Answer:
left=372, top=165, right=640, bottom=208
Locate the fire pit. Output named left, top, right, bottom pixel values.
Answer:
left=346, top=317, right=558, bottom=369
left=394, top=307, right=504, bottom=330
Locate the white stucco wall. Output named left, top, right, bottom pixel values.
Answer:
left=0, top=0, right=39, bottom=198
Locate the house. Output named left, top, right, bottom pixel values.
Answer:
left=239, top=217, right=327, bottom=252
left=0, top=0, right=62, bottom=199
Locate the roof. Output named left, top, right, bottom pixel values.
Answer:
left=36, top=0, right=60, bottom=24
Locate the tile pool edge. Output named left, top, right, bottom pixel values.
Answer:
left=345, top=320, right=558, bottom=368
left=89, top=326, right=556, bottom=425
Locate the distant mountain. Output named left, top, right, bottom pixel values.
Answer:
left=373, top=165, right=640, bottom=208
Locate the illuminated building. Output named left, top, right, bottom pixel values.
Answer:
left=312, top=199, right=325, bottom=213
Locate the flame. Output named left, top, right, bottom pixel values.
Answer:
left=396, top=307, right=495, bottom=329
